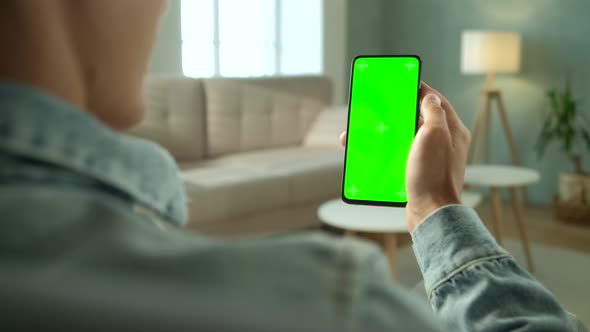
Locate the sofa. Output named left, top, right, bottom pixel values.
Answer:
left=128, top=75, right=348, bottom=236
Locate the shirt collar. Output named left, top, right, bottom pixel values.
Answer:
left=0, top=81, right=187, bottom=226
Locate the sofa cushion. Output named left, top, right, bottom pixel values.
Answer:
left=182, top=165, right=291, bottom=225
left=128, top=76, right=207, bottom=162
left=180, top=147, right=344, bottom=225
left=204, top=81, right=325, bottom=157
left=303, top=105, right=348, bottom=148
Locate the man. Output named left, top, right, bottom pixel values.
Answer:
left=0, top=1, right=584, bottom=331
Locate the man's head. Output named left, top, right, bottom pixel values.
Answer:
left=0, top=0, right=168, bottom=130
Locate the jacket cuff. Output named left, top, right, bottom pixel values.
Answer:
left=411, top=205, right=508, bottom=294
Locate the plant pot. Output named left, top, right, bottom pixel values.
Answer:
left=553, top=196, right=590, bottom=226
left=558, top=172, right=590, bottom=204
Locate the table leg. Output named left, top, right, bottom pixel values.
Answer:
left=490, top=187, right=505, bottom=245
left=509, top=187, right=535, bottom=273
left=469, top=94, right=487, bottom=164
left=382, top=234, right=397, bottom=280
left=483, top=94, right=492, bottom=163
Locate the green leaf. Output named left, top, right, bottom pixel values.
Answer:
left=538, top=75, right=589, bottom=161
left=582, top=129, right=590, bottom=151
left=536, top=120, right=556, bottom=159
left=547, top=90, right=559, bottom=116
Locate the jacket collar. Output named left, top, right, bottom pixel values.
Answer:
left=0, top=81, right=187, bottom=226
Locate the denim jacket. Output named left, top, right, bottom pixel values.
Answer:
left=0, top=82, right=584, bottom=331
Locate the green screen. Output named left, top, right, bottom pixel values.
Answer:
left=343, top=56, right=421, bottom=205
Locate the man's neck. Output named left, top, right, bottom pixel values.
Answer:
left=0, top=2, right=86, bottom=111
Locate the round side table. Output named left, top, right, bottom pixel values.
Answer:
left=465, top=165, right=540, bottom=272
left=318, top=192, right=482, bottom=280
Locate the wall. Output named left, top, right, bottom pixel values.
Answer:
left=148, top=0, right=182, bottom=74
left=344, top=0, right=387, bottom=100
left=374, top=0, right=590, bottom=205
left=323, top=0, right=348, bottom=104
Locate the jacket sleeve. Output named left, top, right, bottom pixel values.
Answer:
left=411, top=204, right=584, bottom=332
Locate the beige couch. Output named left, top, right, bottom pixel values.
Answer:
left=129, top=75, right=347, bottom=236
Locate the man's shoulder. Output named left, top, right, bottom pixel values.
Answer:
left=0, top=174, right=384, bottom=283
left=228, top=231, right=384, bottom=264
left=158, top=228, right=387, bottom=288
left=0, top=181, right=424, bottom=331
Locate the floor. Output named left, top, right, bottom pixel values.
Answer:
left=475, top=200, right=590, bottom=254
left=388, top=200, right=590, bottom=253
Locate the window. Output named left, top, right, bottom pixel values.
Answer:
left=181, top=0, right=323, bottom=78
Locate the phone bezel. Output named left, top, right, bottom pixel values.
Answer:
left=341, top=54, right=422, bottom=207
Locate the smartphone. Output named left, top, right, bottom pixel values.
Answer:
left=342, top=55, right=422, bottom=207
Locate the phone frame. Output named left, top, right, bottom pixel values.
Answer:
left=341, top=54, right=422, bottom=207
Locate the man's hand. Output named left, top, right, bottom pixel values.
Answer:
left=339, top=82, right=471, bottom=233
left=404, top=83, right=470, bottom=232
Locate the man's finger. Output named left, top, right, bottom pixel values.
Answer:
left=417, top=118, right=424, bottom=130
left=419, top=82, right=451, bottom=109
left=339, top=131, right=346, bottom=147
left=421, top=94, right=447, bottom=127
left=420, top=82, right=462, bottom=130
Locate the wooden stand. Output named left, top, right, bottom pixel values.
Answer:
left=469, top=84, right=531, bottom=204
left=469, top=89, right=519, bottom=165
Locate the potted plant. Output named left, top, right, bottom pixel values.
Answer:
left=536, top=77, right=590, bottom=223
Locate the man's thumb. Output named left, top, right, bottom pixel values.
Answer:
left=421, top=94, right=446, bottom=126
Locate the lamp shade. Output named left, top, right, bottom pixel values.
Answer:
left=461, top=31, right=521, bottom=74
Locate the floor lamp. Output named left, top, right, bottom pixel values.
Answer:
left=461, top=31, right=522, bottom=165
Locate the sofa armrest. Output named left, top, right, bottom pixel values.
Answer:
left=302, top=105, right=348, bottom=148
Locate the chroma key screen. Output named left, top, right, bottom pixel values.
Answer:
left=343, top=55, right=421, bottom=206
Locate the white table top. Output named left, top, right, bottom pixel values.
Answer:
left=465, top=165, right=540, bottom=187
left=318, top=192, right=482, bottom=233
